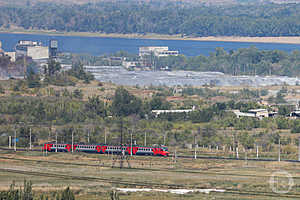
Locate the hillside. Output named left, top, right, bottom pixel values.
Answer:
left=3, top=0, right=300, bottom=6
left=0, top=0, right=237, bottom=6
left=2, top=1, right=300, bottom=37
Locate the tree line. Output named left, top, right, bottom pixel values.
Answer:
left=2, top=2, right=300, bottom=36
left=155, top=47, right=300, bottom=76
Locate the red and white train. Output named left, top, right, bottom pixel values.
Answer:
left=43, top=143, right=169, bottom=156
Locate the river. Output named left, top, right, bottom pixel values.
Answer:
left=1, top=33, right=300, bottom=56
left=2, top=32, right=300, bottom=86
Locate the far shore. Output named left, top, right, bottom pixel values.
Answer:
left=2, top=29, right=300, bottom=44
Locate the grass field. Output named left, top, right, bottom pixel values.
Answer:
left=0, top=149, right=300, bottom=199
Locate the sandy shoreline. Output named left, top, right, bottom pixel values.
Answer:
left=1, top=29, right=300, bottom=44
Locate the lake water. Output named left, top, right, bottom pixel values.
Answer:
left=1, top=33, right=300, bottom=56
left=2, top=32, right=300, bottom=86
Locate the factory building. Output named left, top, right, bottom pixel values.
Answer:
left=231, top=108, right=269, bottom=119
left=139, top=46, right=179, bottom=57
left=0, top=41, right=3, bottom=56
left=15, top=40, right=49, bottom=60
left=4, top=52, right=16, bottom=62
left=49, top=40, right=58, bottom=58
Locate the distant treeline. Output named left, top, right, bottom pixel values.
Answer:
left=2, top=2, right=300, bottom=36
left=155, top=47, right=300, bottom=76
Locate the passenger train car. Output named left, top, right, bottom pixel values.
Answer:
left=43, top=143, right=169, bottom=156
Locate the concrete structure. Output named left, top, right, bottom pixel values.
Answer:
left=232, top=109, right=269, bottom=119
left=289, top=110, right=300, bottom=118
left=15, top=40, right=49, bottom=60
left=152, top=106, right=195, bottom=117
left=231, top=110, right=256, bottom=118
left=27, top=46, right=49, bottom=60
left=49, top=40, right=58, bottom=58
left=122, top=61, right=139, bottom=69
left=248, top=109, right=269, bottom=118
left=4, top=52, right=16, bottom=62
left=0, top=41, right=3, bottom=56
left=139, top=46, right=179, bottom=57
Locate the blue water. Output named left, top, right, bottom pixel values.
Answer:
left=1, top=32, right=300, bottom=56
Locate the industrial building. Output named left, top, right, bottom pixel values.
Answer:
left=232, top=109, right=269, bottom=119
left=49, top=40, right=58, bottom=58
left=15, top=40, right=49, bottom=60
left=152, top=106, right=195, bottom=117
left=139, top=46, right=179, bottom=57
left=4, top=52, right=16, bottom=62
left=0, top=41, right=3, bottom=56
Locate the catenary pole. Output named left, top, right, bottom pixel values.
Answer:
left=29, top=127, right=32, bottom=150
left=14, top=125, right=16, bottom=151
left=278, top=138, right=281, bottom=162
left=55, top=131, right=58, bottom=153
left=298, top=137, right=300, bottom=161
left=8, top=136, right=11, bottom=149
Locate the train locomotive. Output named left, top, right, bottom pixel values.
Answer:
left=43, top=143, right=169, bottom=156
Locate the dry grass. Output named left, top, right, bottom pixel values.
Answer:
left=1, top=150, right=300, bottom=199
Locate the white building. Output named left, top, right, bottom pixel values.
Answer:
left=15, top=40, right=49, bottom=60
left=4, top=52, right=16, bottom=62
left=231, top=109, right=269, bottom=119
left=152, top=106, right=195, bottom=117
left=122, top=61, right=139, bottom=69
left=27, top=46, right=49, bottom=60
left=139, top=46, right=179, bottom=57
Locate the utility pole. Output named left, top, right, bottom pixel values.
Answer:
left=298, top=137, right=300, bottom=162
left=278, top=138, right=281, bottom=162
left=55, top=131, right=58, bottom=153
left=256, top=144, right=259, bottom=159
left=8, top=136, right=11, bottom=149
left=120, top=119, right=123, bottom=145
left=29, top=127, right=32, bottom=150
left=174, top=148, right=177, bottom=163
left=236, top=146, right=239, bottom=159
left=194, top=135, right=197, bottom=160
left=164, top=133, right=166, bottom=146
left=130, top=130, right=133, bottom=156
left=71, top=130, right=74, bottom=153
left=23, top=56, right=27, bottom=79
left=144, top=132, right=146, bottom=146
left=87, top=129, right=90, bottom=144
left=104, top=128, right=107, bottom=144
left=14, top=126, right=17, bottom=152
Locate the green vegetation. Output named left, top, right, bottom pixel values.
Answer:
left=2, top=2, right=300, bottom=37
left=0, top=81, right=299, bottom=155
left=0, top=180, right=75, bottom=200
left=155, top=47, right=300, bottom=76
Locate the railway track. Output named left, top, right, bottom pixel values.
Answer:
left=1, top=155, right=300, bottom=181
left=1, top=147, right=300, bottom=198
left=1, top=146, right=300, bottom=163
left=0, top=167, right=300, bottom=199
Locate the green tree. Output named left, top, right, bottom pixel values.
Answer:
left=85, top=96, right=106, bottom=118
left=26, top=67, right=41, bottom=88
left=0, top=84, right=5, bottom=94
left=111, top=87, right=142, bottom=117
left=238, top=132, right=254, bottom=149
left=149, top=96, right=171, bottom=110
left=72, top=89, right=83, bottom=99
left=60, top=187, right=75, bottom=200
left=45, top=59, right=61, bottom=76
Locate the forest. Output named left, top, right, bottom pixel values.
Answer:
left=2, top=2, right=300, bottom=36
left=155, top=47, right=300, bottom=76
